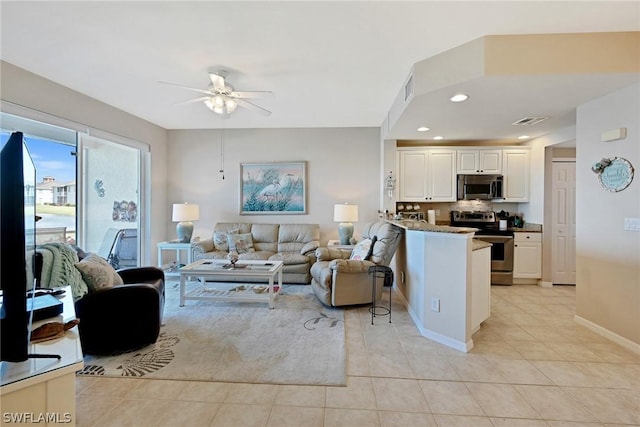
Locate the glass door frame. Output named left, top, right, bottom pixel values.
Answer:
left=77, top=131, right=150, bottom=267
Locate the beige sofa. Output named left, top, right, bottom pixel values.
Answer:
left=311, top=222, right=403, bottom=307
left=191, top=222, right=320, bottom=283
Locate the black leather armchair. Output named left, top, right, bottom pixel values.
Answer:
left=74, top=266, right=165, bottom=355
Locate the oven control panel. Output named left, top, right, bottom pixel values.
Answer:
left=451, top=210, right=495, bottom=223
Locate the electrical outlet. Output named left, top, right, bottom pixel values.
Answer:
left=435, top=209, right=441, bottom=216
left=430, top=297, right=440, bottom=312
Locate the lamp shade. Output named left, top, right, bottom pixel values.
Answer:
left=172, top=203, right=200, bottom=222
left=333, top=204, right=358, bottom=223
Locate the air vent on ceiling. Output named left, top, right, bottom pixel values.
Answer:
left=512, top=117, right=549, bottom=126
left=404, top=75, right=414, bottom=102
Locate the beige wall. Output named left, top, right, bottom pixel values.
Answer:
left=166, top=128, right=382, bottom=244
left=576, top=82, right=640, bottom=346
left=0, top=61, right=169, bottom=265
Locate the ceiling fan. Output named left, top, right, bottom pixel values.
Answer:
left=159, top=71, right=272, bottom=117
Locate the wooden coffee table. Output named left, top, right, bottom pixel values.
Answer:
left=179, top=259, right=284, bottom=309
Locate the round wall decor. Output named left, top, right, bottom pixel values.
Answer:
left=598, top=157, right=634, bottom=192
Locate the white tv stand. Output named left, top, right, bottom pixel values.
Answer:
left=1, top=287, right=83, bottom=425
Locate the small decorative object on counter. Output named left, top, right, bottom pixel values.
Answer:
left=513, top=215, right=524, bottom=227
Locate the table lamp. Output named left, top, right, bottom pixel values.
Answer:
left=172, top=203, right=200, bottom=243
left=334, top=203, right=358, bottom=245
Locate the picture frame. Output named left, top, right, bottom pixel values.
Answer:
left=240, top=161, right=307, bottom=215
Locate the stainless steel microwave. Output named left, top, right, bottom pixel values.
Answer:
left=457, top=174, right=504, bottom=200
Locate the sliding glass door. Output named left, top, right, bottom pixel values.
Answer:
left=78, top=134, right=143, bottom=268
left=2, top=111, right=149, bottom=268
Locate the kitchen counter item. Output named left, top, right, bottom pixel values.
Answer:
left=427, top=210, right=436, bottom=225
left=513, top=216, right=523, bottom=227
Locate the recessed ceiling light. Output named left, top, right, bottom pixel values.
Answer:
left=450, top=94, right=469, bottom=103
left=417, top=126, right=430, bottom=132
left=433, top=136, right=444, bottom=140
left=518, top=135, right=530, bottom=140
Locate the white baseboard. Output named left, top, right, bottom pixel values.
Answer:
left=574, top=315, right=640, bottom=355
left=395, top=287, right=473, bottom=353
left=538, top=280, right=553, bottom=288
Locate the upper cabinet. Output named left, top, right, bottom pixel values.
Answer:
left=398, top=148, right=456, bottom=202
left=502, top=148, right=530, bottom=202
left=457, top=149, right=502, bottom=174
left=397, top=146, right=529, bottom=203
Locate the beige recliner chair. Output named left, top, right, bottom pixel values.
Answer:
left=311, top=222, right=403, bottom=307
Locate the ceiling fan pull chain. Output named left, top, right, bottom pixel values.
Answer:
left=219, top=128, right=225, bottom=180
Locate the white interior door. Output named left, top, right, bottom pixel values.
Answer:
left=551, top=161, right=576, bottom=284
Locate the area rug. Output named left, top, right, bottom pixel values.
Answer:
left=77, top=284, right=346, bottom=386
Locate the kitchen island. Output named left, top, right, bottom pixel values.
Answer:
left=387, top=219, right=490, bottom=352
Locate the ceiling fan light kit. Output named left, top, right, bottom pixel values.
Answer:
left=204, top=94, right=238, bottom=115
left=161, top=70, right=272, bottom=117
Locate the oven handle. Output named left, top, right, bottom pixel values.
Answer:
left=476, top=235, right=513, bottom=243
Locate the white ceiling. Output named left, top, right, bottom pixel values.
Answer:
left=1, top=1, right=639, bottom=143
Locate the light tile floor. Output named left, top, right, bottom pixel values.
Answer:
left=76, top=284, right=640, bottom=426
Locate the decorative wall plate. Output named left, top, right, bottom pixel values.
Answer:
left=598, top=157, right=634, bottom=192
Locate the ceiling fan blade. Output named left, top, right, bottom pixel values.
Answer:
left=158, top=81, right=213, bottom=96
left=174, top=96, right=210, bottom=106
left=237, top=99, right=272, bottom=116
left=209, top=72, right=226, bottom=92
left=230, top=91, right=273, bottom=99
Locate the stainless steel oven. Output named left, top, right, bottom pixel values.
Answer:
left=474, top=231, right=514, bottom=285
left=451, top=210, right=514, bottom=285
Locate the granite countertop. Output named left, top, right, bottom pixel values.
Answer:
left=472, top=239, right=492, bottom=251
left=386, top=219, right=477, bottom=234
left=510, top=223, right=542, bottom=232
left=386, top=219, right=542, bottom=235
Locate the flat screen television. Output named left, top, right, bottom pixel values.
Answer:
left=0, top=131, right=37, bottom=362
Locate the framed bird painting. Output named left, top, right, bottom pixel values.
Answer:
left=240, top=161, right=307, bottom=214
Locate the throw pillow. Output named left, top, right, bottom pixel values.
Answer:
left=75, top=254, right=124, bottom=292
left=213, top=229, right=238, bottom=251
left=349, top=236, right=377, bottom=261
left=227, top=233, right=255, bottom=254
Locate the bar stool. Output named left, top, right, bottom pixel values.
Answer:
left=368, top=265, right=393, bottom=325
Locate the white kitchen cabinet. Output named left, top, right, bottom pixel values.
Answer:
left=457, top=149, right=502, bottom=174
left=398, top=149, right=456, bottom=202
left=502, top=148, right=530, bottom=202
left=513, top=232, right=542, bottom=279
left=471, top=246, right=491, bottom=333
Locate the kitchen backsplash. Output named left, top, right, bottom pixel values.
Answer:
left=395, top=201, right=522, bottom=223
